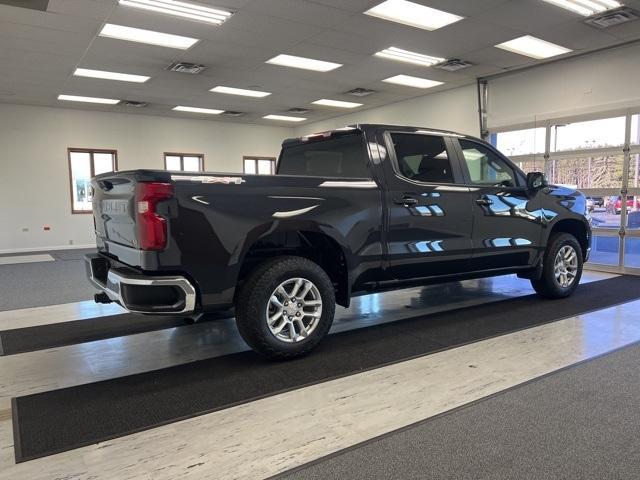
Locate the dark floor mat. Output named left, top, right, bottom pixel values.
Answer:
left=0, top=309, right=234, bottom=356
left=12, top=275, right=640, bottom=462
left=0, top=314, right=184, bottom=356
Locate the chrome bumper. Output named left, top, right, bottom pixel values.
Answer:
left=85, top=254, right=196, bottom=314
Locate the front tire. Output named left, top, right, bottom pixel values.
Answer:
left=235, top=256, right=336, bottom=360
left=531, top=233, right=583, bottom=299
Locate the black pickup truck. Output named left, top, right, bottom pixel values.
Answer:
left=86, top=124, right=591, bottom=359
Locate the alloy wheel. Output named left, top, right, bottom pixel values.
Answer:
left=554, top=245, right=578, bottom=288
left=266, top=277, right=323, bottom=343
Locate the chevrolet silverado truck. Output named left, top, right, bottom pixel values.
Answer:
left=86, top=124, right=592, bottom=359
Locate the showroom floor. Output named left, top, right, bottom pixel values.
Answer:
left=1, top=254, right=639, bottom=479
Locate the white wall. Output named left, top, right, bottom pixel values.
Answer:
left=0, top=103, right=292, bottom=253
left=487, top=42, right=640, bottom=130
left=294, top=84, right=480, bottom=137
left=0, top=86, right=479, bottom=254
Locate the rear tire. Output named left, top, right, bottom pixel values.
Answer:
left=531, top=233, right=583, bottom=299
left=235, top=256, right=336, bottom=360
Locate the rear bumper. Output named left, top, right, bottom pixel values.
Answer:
left=85, top=254, right=196, bottom=314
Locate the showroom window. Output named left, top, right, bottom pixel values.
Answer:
left=68, top=148, right=117, bottom=214
left=546, top=155, right=624, bottom=191
left=491, top=127, right=546, bottom=157
left=244, top=156, right=276, bottom=175
left=514, top=158, right=545, bottom=175
left=491, top=112, right=640, bottom=272
left=165, top=153, right=204, bottom=172
left=551, top=116, right=626, bottom=152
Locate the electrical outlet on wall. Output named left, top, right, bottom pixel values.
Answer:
left=69, top=240, right=74, bottom=245
left=22, top=227, right=29, bottom=232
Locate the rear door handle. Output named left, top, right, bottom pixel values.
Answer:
left=394, top=196, right=418, bottom=207
left=475, top=197, right=493, bottom=206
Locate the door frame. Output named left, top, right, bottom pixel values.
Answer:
left=448, top=135, right=545, bottom=267
left=375, top=127, right=474, bottom=278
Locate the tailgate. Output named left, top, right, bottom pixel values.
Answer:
left=91, top=170, right=171, bottom=250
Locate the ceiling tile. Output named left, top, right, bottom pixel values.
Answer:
left=475, top=0, right=580, bottom=30
left=0, top=0, right=634, bottom=126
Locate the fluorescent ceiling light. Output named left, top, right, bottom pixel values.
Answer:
left=118, top=0, right=233, bottom=25
left=541, top=0, right=621, bottom=16
left=263, top=114, right=306, bottom=122
left=99, top=23, right=199, bottom=49
left=382, top=74, right=443, bottom=89
left=58, top=94, right=120, bottom=104
left=374, top=46, right=445, bottom=67
left=496, top=35, right=572, bottom=59
left=364, top=0, right=463, bottom=31
left=173, top=106, right=224, bottom=114
left=210, top=86, right=271, bottom=97
left=74, top=68, right=150, bottom=83
left=266, top=54, right=342, bottom=72
left=312, top=99, right=363, bottom=109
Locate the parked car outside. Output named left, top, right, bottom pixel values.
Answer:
left=586, top=196, right=603, bottom=209
left=614, top=196, right=640, bottom=214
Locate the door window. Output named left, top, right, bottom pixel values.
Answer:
left=460, top=139, right=517, bottom=187
left=390, top=133, right=454, bottom=184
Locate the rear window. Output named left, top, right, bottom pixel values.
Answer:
left=277, top=134, right=370, bottom=178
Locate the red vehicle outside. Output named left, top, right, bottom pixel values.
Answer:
left=614, top=196, right=640, bottom=214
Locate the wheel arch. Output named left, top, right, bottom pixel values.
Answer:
left=547, top=218, right=590, bottom=261
left=236, top=224, right=352, bottom=308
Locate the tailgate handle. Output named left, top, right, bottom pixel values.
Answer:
left=97, top=180, right=114, bottom=191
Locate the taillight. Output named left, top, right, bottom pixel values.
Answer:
left=135, top=182, right=173, bottom=251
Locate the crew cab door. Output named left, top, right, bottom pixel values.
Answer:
left=378, top=130, right=474, bottom=280
left=452, top=138, right=544, bottom=269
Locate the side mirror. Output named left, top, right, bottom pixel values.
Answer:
left=526, top=172, right=548, bottom=190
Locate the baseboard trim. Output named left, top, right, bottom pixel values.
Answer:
left=0, top=244, right=96, bottom=255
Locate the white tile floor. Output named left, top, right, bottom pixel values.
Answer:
left=0, top=271, right=632, bottom=480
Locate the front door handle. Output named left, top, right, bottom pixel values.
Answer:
left=394, top=196, right=418, bottom=207
left=475, top=197, right=493, bottom=206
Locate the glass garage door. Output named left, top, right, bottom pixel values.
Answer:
left=491, top=113, right=640, bottom=274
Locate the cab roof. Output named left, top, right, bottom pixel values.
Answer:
left=282, top=123, right=477, bottom=148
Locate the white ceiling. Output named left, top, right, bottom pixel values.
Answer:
left=0, top=0, right=639, bottom=126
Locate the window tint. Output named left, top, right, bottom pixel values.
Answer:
left=391, top=133, right=454, bottom=184
left=278, top=134, right=369, bottom=178
left=460, top=139, right=517, bottom=187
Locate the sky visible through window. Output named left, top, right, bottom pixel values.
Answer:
left=493, top=115, right=640, bottom=157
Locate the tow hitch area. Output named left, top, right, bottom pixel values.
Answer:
left=94, top=292, right=112, bottom=304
